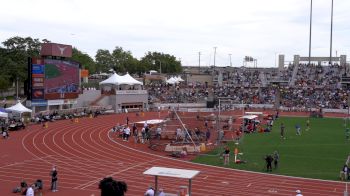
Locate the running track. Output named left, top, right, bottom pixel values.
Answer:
left=0, top=111, right=347, bottom=195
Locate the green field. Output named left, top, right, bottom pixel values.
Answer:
left=45, top=64, right=61, bottom=79
left=193, top=117, right=350, bottom=180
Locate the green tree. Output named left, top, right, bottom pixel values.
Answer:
left=95, top=49, right=113, bottom=73
left=1, top=36, right=43, bottom=95
left=111, top=47, right=139, bottom=74
left=140, top=51, right=182, bottom=74
left=0, top=48, right=12, bottom=91
left=72, top=48, right=96, bottom=73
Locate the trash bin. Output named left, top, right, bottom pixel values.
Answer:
left=200, top=143, right=206, bottom=152
left=179, top=186, right=188, bottom=196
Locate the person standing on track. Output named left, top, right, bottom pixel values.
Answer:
left=132, top=123, right=138, bottom=143
left=126, top=116, right=129, bottom=126
left=124, top=126, right=131, bottom=142
left=156, top=126, right=162, bottom=140
left=50, top=166, right=58, bottom=192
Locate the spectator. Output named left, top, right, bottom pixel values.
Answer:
left=180, top=147, right=188, bottom=157
left=206, top=129, right=211, bottom=143
left=273, top=151, right=279, bottom=169
left=158, top=188, right=165, bottom=196
left=295, top=190, right=303, bottom=196
left=265, top=154, right=273, bottom=172
left=144, top=185, right=155, bottom=196
left=124, top=126, right=131, bottom=142
left=50, top=166, right=58, bottom=192
left=156, top=126, right=162, bottom=140
left=132, top=124, right=138, bottom=143
left=99, top=177, right=127, bottom=196
left=223, top=146, right=230, bottom=165
left=340, top=164, right=349, bottom=181
left=25, top=184, right=35, bottom=196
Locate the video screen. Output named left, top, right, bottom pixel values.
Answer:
left=43, top=59, right=80, bottom=99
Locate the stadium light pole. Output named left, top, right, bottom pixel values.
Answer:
left=198, top=52, right=201, bottom=74
left=329, top=0, right=334, bottom=65
left=308, top=0, right=313, bottom=66
left=213, top=47, right=217, bottom=70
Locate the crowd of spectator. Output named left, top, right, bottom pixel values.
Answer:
left=146, top=82, right=209, bottom=104
left=220, top=68, right=262, bottom=87
left=147, top=63, right=349, bottom=110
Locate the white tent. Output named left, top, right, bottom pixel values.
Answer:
left=99, top=72, right=143, bottom=86
left=120, top=73, right=143, bottom=85
left=6, top=102, right=32, bottom=113
left=176, top=76, right=184, bottom=82
left=166, top=77, right=178, bottom=84
left=99, top=73, right=122, bottom=85
left=0, top=111, right=8, bottom=118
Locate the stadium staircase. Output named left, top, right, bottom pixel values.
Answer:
left=90, top=94, right=107, bottom=106
left=259, top=72, right=268, bottom=87
left=289, top=63, right=299, bottom=86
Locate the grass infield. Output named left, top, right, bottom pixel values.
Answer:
left=45, top=64, right=61, bottom=79
left=192, top=117, right=350, bottom=181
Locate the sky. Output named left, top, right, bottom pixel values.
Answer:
left=1, top=0, right=350, bottom=68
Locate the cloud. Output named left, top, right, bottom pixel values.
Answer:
left=0, top=0, right=349, bottom=67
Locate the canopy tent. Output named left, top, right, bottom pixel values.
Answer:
left=120, top=73, right=143, bottom=85
left=166, top=77, right=179, bottom=84
left=99, top=72, right=143, bottom=86
left=6, top=102, right=32, bottom=113
left=99, top=73, right=122, bottom=85
left=0, top=111, right=8, bottom=118
left=175, top=76, right=185, bottom=82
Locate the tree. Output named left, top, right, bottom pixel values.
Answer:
left=140, top=51, right=182, bottom=74
left=111, top=47, right=138, bottom=73
left=99, top=177, right=127, bottom=196
left=0, top=36, right=44, bottom=96
left=95, top=49, right=113, bottom=73
left=72, top=48, right=96, bottom=73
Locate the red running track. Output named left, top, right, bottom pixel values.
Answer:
left=0, top=111, right=347, bottom=196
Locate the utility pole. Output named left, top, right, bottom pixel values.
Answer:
left=330, top=0, right=334, bottom=65
left=308, top=0, right=313, bottom=66
left=213, top=47, right=217, bottom=70
left=229, top=54, right=232, bottom=67
left=16, top=76, right=19, bottom=99
left=198, top=52, right=201, bottom=74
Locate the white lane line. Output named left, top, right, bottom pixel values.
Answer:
left=76, top=158, right=161, bottom=189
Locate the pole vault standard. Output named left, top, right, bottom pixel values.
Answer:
left=173, top=109, right=198, bottom=149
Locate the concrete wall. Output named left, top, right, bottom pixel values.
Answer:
left=75, top=90, right=101, bottom=107
left=278, top=55, right=285, bottom=69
